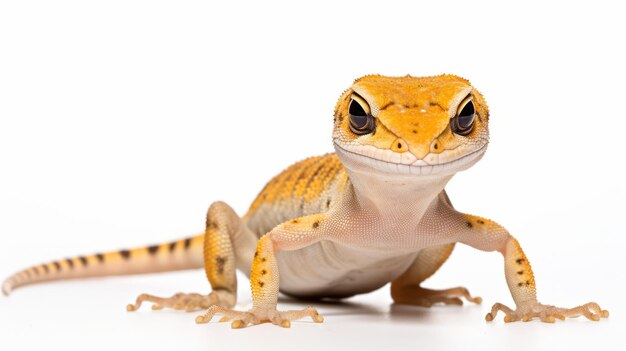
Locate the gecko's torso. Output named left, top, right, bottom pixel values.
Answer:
left=242, top=143, right=480, bottom=298
left=244, top=154, right=413, bottom=298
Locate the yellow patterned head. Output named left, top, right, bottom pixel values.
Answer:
left=333, top=74, right=489, bottom=177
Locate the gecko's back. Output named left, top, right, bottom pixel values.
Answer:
left=244, top=153, right=347, bottom=237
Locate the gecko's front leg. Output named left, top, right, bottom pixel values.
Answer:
left=459, top=214, right=608, bottom=323
left=196, top=214, right=327, bottom=328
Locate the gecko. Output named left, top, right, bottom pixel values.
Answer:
left=2, top=74, right=608, bottom=328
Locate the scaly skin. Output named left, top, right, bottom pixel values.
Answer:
left=3, top=74, right=608, bottom=328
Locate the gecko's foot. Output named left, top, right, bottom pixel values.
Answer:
left=393, top=286, right=482, bottom=307
left=195, top=305, right=324, bottom=329
left=126, top=290, right=235, bottom=312
left=485, top=301, right=609, bottom=323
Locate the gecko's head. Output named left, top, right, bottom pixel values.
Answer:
left=333, top=74, right=489, bottom=177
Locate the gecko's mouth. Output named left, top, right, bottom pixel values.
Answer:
left=333, top=140, right=488, bottom=177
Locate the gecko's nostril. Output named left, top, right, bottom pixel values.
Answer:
left=391, top=138, right=408, bottom=153
left=431, top=139, right=442, bottom=153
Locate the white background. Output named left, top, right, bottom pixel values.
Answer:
left=1, top=1, right=624, bottom=350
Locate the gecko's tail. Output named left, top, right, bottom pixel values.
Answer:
left=2, top=234, right=205, bottom=296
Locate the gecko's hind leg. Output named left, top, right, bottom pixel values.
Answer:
left=127, top=201, right=257, bottom=313
left=196, top=233, right=324, bottom=329
left=392, top=244, right=482, bottom=307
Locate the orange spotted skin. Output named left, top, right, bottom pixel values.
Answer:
left=248, top=154, right=344, bottom=213
left=250, top=236, right=278, bottom=307
left=244, top=153, right=348, bottom=236
left=507, top=239, right=536, bottom=290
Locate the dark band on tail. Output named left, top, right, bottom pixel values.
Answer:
left=120, top=250, right=131, bottom=260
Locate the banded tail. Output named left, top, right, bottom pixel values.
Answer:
left=2, top=234, right=204, bottom=296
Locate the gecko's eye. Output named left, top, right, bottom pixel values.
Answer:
left=349, top=94, right=375, bottom=135
left=451, top=96, right=475, bottom=136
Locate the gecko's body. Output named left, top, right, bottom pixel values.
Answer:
left=3, top=74, right=608, bottom=328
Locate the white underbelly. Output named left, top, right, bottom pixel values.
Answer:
left=277, top=240, right=417, bottom=298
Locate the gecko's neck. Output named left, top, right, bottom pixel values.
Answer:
left=344, top=167, right=454, bottom=221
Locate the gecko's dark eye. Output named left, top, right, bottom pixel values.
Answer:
left=349, top=94, right=375, bottom=135
left=451, top=96, right=475, bottom=136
